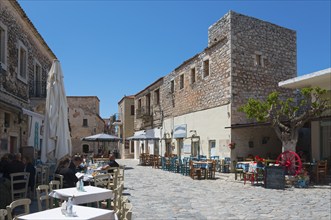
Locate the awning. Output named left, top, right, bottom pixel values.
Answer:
left=225, top=122, right=270, bottom=129
left=22, top=108, right=44, bottom=119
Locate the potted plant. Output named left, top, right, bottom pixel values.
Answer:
left=228, top=142, right=236, bottom=150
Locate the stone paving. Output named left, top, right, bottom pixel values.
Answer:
left=117, top=159, right=331, bottom=220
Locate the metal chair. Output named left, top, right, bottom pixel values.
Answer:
left=10, top=172, right=30, bottom=201
left=6, top=198, right=31, bottom=220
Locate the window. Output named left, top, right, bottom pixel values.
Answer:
left=203, top=59, right=209, bottom=77
left=17, top=41, right=28, bottom=83
left=82, top=144, right=89, bottom=153
left=130, top=105, right=134, bottom=115
left=154, top=89, right=160, bottom=105
left=83, top=119, right=88, bottom=127
left=254, top=52, right=264, bottom=67
left=4, top=113, right=10, bottom=128
left=138, top=99, right=142, bottom=109
left=190, top=67, right=196, bottom=84
left=0, top=22, right=8, bottom=70
left=179, top=74, right=184, bottom=89
left=33, top=59, right=42, bottom=97
left=170, top=80, right=174, bottom=93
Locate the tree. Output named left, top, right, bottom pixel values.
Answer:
left=239, top=87, right=330, bottom=152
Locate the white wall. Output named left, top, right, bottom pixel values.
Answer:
left=163, top=105, right=231, bottom=158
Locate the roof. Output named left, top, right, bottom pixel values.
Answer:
left=279, top=68, right=331, bottom=90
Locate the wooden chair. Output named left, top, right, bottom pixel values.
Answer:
left=36, top=165, right=49, bottom=186
left=36, top=184, right=50, bottom=211
left=233, top=161, right=243, bottom=180
left=49, top=180, right=61, bottom=208
left=10, top=172, right=30, bottom=201
left=0, top=209, right=7, bottom=220
left=189, top=160, right=202, bottom=180
left=53, top=174, right=64, bottom=188
left=108, top=167, right=119, bottom=190
left=122, top=202, right=133, bottom=220
left=207, top=160, right=217, bottom=179
left=6, top=198, right=31, bottom=220
left=94, top=173, right=112, bottom=208
left=316, top=160, right=328, bottom=184
left=113, top=183, right=124, bottom=218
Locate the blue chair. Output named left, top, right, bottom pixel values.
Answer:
left=181, top=157, right=191, bottom=176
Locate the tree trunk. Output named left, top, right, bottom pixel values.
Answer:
left=282, top=139, right=297, bottom=152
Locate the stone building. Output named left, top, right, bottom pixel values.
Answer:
left=131, top=78, right=164, bottom=159
left=67, top=96, right=106, bottom=156
left=133, top=11, right=296, bottom=161
left=0, top=0, right=56, bottom=157
left=113, top=95, right=135, bottom=159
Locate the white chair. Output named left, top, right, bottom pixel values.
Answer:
left=123, top=202, right=133, bottom=220
left=36, top=184, right=50, bottom=211
left=0, top=209, right=7, bottom=220
left=52, top=174, right=64, bottom=188
left=10, top=172, right=30, bottom=201
left=6, top=198, right=31, bottom=220
left=94, top=173, right=112, bottom=208
left=49, top=180, right=61, bottom=208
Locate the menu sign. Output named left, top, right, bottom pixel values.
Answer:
left=265, top=166, right=285, bottom=189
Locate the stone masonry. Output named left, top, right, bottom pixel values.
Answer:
left=161, top=11, right=296, bottom=125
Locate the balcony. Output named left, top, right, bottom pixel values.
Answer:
left=112, top=113, right=122, bottom=125
left=136, top=106, right=152, bottom=121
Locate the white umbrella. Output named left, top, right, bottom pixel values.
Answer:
left=41, top=60, right=72, bottom=163
left=81, top=133, right=121, bottom=142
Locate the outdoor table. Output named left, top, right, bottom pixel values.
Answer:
left=49, top=185, right=113, bottom=205
left=17, top=205, right=117, bottom=220
left=192, top=161, right=213, bottom=179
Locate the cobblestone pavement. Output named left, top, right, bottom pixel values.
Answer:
left=117, top=159, right=331, bottom=220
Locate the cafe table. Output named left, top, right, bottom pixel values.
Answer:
left=49, top=185, right=113, bottom=205
left=17, top=205, right=117, bottom=220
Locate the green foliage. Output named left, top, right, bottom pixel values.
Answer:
left=239, top=87, right=330, bottom=125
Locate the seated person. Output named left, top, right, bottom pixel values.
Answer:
left=69, top=155, right=85, bottom=173
left=56, top=158, right=78, bottom=188
left=102, top=154, right=119, bottom=172
left=22, top=156, right=36, bottom=196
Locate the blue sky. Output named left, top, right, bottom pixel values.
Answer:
left=18, top=0, right=331, bottom=118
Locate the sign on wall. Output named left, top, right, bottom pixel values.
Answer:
left=173, top=124, right=187, bottom=138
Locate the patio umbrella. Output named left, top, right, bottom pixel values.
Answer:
left=126, top=133, right=159, bottom=140
left=41, top=60, right=72, bottom=164
left=81, top=133, right=121, bottom=142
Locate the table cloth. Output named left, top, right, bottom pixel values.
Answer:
left=18, top=205, right=117, bottom=220
left=49, top=185, right=113, bottom=205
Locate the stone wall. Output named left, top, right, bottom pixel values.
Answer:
left=0, top=1, right=54, bottom=107
left=67, top=96, right=104, bottom=154
left=229, top=11, right=297, bottom=124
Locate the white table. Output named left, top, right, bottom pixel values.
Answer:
left=49, top=185, right=113, bottom=205
left=18, top=205, right=117, bottom=220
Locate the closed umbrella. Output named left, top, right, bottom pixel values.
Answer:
left=41, top=60, right=72, bottom=164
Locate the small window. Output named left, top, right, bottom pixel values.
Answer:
left=170, top=80, right=174, bottom=93
left=83, top=119, right=88, bottom=127
left=203, top=59, right=209, bottom=77
left=131, top=105, right=134, bottom=115
left=190, top=67, right=196, bottom=84
left=33, top=59, right=42, bottom=97
left=138, top=99, right=142, bottom=109
left=254, top=53, right=264, bottom=67
left=4, top=113, right=10, bottom=128
left=17, top=41, right=28, bottom=83
left=82, top=144, right=89, bottom=153
left=0, top=22, right=8, bottom=70
left=179, top=74, right=184, bottom=89
left=154, top=89, right=160, bottom=105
